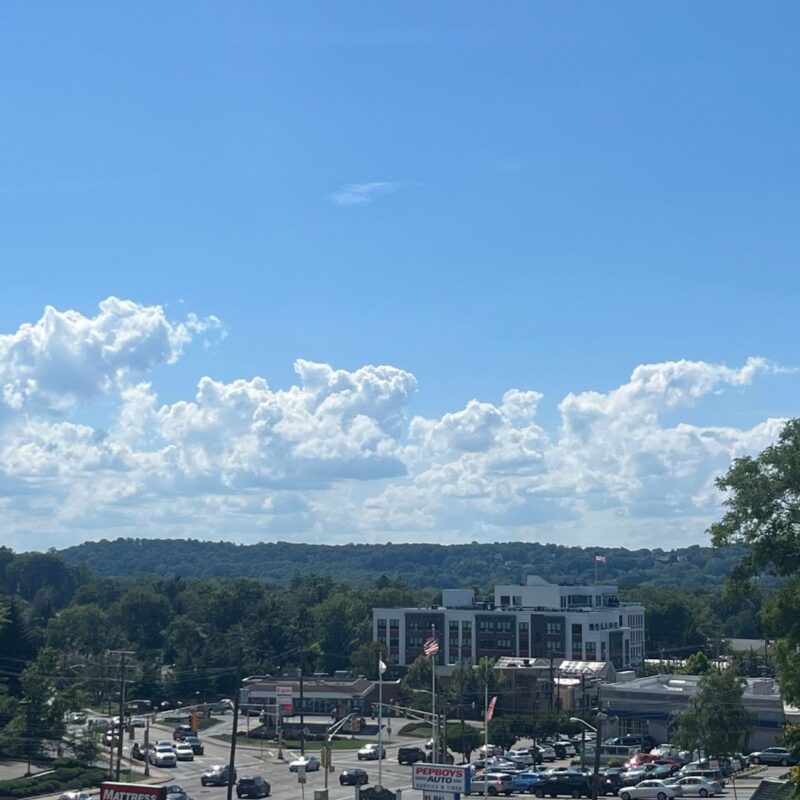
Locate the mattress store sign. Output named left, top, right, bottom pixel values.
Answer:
left=412, top=765, right=470, bottom=796
left=101, top=784, right=166, bottom=800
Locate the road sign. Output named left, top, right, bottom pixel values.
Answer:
left=412, top=765, right=470, bottom=795
left=297, top=765, right=307, bottom=784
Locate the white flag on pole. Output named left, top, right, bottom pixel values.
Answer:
left=378, top=658, right=387, bottom=675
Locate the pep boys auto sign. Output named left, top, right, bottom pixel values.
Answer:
left=412, top=765, right=471, bottom=795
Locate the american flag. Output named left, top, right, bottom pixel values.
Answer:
left=486, top=695, right=498, bottom=721
left=423, top=635, right=439, bottom=658
left=595, top=553, right=606, bottom=563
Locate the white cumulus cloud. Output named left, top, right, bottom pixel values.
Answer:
left=0, top=297, right=223, bottom=413
left=0, top=302, right=791, bottom=552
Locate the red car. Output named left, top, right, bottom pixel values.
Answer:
left=625, top=754, right=658, bottom=770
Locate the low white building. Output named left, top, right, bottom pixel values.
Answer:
left=600, top=674, right=789, bottom=749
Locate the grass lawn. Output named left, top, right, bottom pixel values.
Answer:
left=197, top=717, right=222, bottom=732
left=215, top=735, right=368, bottom=750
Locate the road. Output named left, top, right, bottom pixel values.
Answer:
left=116, top=717, right=791, bottom=800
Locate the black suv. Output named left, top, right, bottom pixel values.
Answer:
left=173, top=724, right=194, bottom=741
left=398, top=746, right=428, bottom=765
left=534, top=773, right=593, bottom=798
left=236, top=776, right=270, bottom=798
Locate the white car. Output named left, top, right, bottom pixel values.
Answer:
left=358, top=743, right=386, bottom=760
left=151, top=743, right=177, bottom=767
left=507, top=749, right=535, bottom=766
left=468, top=772, right=514, bottom=796
left=289, top=755, right=321, bottom=772
left=667, top=777, right=721, bottom=797
left=174, top=742, right=195, bottom=761
left=618, top=781, right=681, bottom=800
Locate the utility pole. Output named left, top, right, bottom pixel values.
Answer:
left=109, top=650, right=135, bottom=781
left=591, top=714, right=606, bottom=800
left=227, top=657, right=242, bottom=800
left=299, top=656, right=305, bottom=756
left=144, top=720, right=150, bottom=777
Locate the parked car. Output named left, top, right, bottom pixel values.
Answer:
left=597, top=771, right=625, bottom=796
left=533, top=772, right=593, bottom=798
left=289, top=755, right=321, bottom=772
left=398, top=746, right=428, bottom=765
left=618, top=780, right=680, bottom=800
left=468, top=772, right=515, bottom=796
left=184, top=734, right=205, bottom=755
left=358, top=743, right=386, bottom=760
left=236, top=776, right=270, bottom=798
left=202, top=765, right=237, bottom=786
left=533, top=745, right=557, bottom=762
left=58, top=793, right=92, bottom=800
left=625, top=754, right=658, bottom=770
left=622, top=767, right=659, bottom=786
left=548, top=741, right=577, bottom=759
left=678, top=770, right=725, bottom=788
left=340, top=769, right=370, bottom=786
left=512, top=771, right=547, bottom=793
left=749, top=747, right=797, bottom=767
left=609, top=736, right=657, bottom=753
left=175, top=742, right=195, bottom=761
left=479, top=744, right=507, bottom=757
left=667, top=776, right=722, bottom=797
left=507, top=749, right=536, bottom=767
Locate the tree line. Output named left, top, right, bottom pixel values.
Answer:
left=56, top=538, right=755, bottom=590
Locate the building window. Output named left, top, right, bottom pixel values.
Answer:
left=450, top=620, right=459, bottom=630
left=585, top=642, right=596, bottom=660
left=377, top=619, right=387, bottom=629
left=500, top=595, right=511, bottom=606
left=462, top=621, right=472, bottom=631
left=513, top=595, right=522, bottom=606
left=519, top=622, right=529, bottom=632
left=546, top=621, right=562, bottom=634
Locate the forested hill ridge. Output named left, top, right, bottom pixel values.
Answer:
left=57, top=538, right=750, bottom=589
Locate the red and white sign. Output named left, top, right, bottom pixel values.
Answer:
left=412, top=765, right=471, bottom=794
left=101, top=783, right=165, bottom=800
left=276, top=685, right=294, bottom=714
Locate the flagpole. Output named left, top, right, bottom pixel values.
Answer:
left=594, top=555, right=598, bottom=587
left=431, top=625, right=437, bottom=763
left=484, top=665, right=488, bottom=800
left=378, top=655, right=384, bottom=789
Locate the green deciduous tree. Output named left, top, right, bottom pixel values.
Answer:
left=448, top=723, right=482, bottom=763
left=673, top=668, right=754, bottom=759
left=710, top=419, right=800, bottom=711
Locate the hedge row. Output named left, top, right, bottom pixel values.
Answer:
left=0, top=760, right=106, bottom=800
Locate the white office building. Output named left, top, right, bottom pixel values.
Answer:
left=373, top=575, right=645, bottom=670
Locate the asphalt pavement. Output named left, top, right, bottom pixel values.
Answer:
left=9, top=715, right=790, bottom=800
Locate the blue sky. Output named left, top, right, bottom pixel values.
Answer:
left=1, top=3, right=798, bottom=552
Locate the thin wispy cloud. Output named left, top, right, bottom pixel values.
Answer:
left=329, top=181, right=399, bottom=206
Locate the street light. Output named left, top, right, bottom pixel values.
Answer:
left=570, top=714, right=609, bottom=797
left=569, top=717, right=593, bottom=772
